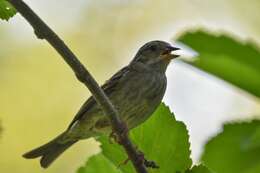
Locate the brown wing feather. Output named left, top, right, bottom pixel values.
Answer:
left=67, top=66, right=130, bottom=129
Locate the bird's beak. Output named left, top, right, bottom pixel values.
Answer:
left=160, top=46, right=180, bottom=62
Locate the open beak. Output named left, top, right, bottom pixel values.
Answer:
left=161, top=46, right=180, bottom=61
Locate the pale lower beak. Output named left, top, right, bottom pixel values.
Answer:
left=161, top=46, right=180, bottom=61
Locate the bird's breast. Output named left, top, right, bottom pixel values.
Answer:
left=112, top=71, right=167, bottom=129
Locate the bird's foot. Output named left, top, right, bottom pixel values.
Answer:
left=117, top=157, right=130, bottom=168
left=109, top=121, right=129, bottom=145
left=137, top=150, right=159, bottom=169
left=144, top=158, right=159, bottom=169
left=117, top=149, right=159, bottom=169
left=109, top=131, right=117, bottom=144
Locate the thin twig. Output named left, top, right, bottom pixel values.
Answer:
left=8, top=0, right=148, bottom=172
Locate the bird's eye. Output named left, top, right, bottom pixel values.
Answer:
left=149, top=45, right=157, bottom=51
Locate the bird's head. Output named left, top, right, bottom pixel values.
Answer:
left=131, top=40, right=180, bottom=73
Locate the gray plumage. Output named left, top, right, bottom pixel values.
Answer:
left=23, top=40, right=179, bottom=168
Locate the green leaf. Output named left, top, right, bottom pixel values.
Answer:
left=98, top=136, right=134, bottom=173
left=0, top=0, right=16, bottom=21
left=77, top=153, right=122, bottom=173
left=185, top=165, right=214, bottom=173
left=177, top=30, right=260, bottom=98
left=98, top=103, right=192, bottom=173
left=244, top=127, right=260, bottom=150
left=201, top=120, right=260, bottom=173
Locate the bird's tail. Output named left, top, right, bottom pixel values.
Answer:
left=23, top=132, right=77, bottom=168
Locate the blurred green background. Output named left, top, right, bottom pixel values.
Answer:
left=1, top=0, right=260, bottom=173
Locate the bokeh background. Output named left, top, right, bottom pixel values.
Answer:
left=1, top=0, right=260, bottom=172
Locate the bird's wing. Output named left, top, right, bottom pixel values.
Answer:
left=67, top=66, right=130, bottom=130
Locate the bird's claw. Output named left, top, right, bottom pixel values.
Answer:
left=109, top=121, right=129, bottom=145
left=117, top=149, right=159, bottom=169
left=117, top=157, right=130, bottom=168
left=109, top=123, right=159, bottom=169
left=109, top=132, right=117, bottom=144
left=144, top=159, right=159, bottom=169
left=136, top=151, right=159, bottom=169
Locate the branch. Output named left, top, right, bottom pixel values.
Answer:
left=8, top=0, right=148, bottom=172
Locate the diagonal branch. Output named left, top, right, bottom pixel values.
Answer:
left=8, top=0, right=148, bottom=172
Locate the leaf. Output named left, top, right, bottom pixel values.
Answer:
left=98, top=103, right=192, bottom=173
left=185, top=165, right=214, bottom=173
left=201, top=120, right=260, bottom=173
left=177, top=30, right=260, bottom=98
left=0, top=0, right=16, bottom=21
left=244, top=127, right=260, bottom=150
left=77, top=153, right=122, bottom=173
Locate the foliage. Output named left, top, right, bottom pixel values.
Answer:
left=78, top=153, right=122, bottom=173
left=176, top=30, right=260, bottom=173
left=79, top=154, right=213, bottom=173
left=185, top=165, right=213, bottom=173
left=0, top=0, right=16, bottom=21
left=201, top=120, right=260, bottom=173
left=177, top=30, right=260, bottom=98
left=78, top=103, right=193, bottom=173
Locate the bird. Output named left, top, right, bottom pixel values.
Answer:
left=23, top=40, right=180, bottom=168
